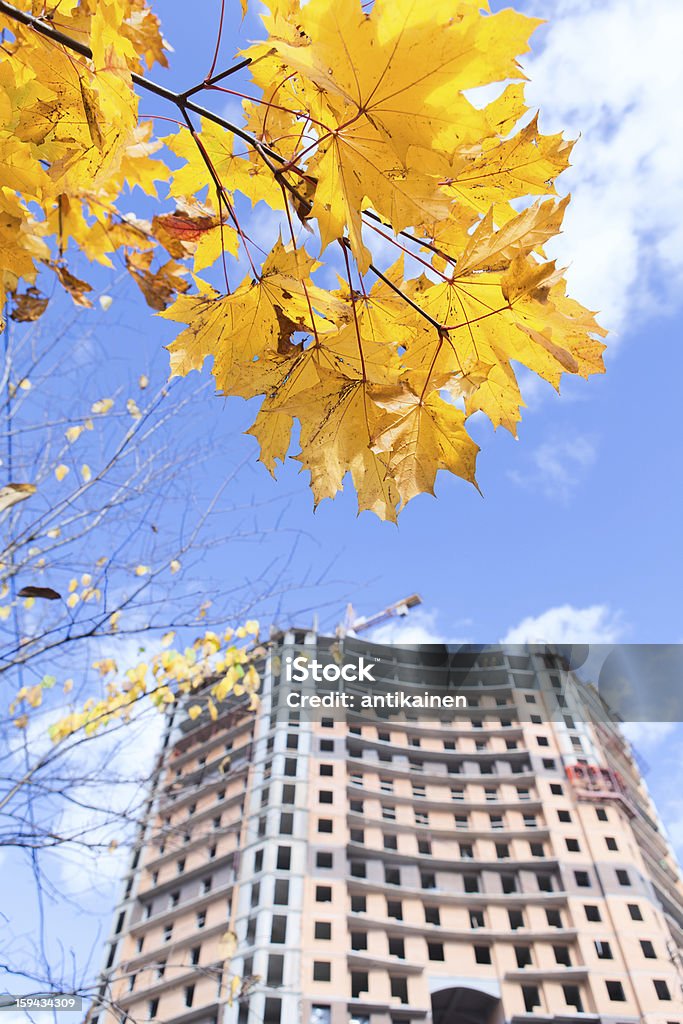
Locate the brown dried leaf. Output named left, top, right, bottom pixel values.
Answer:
left=48, top=262, right=94, bottom=308
left=18, top=586, right=62, bottom=601
left=152, top=200, right=218, bottom=259
left=0, top=483, right=36, bottom=512
left=10, top=287, right=49, bottom=322
left=125, top=250, right=190, bottom=311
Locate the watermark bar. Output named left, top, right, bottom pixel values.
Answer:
left=267, top=641, right=683, bottom=723
left=0, top=996, right=82, bottom=1012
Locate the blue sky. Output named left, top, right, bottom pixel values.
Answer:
left=3, top=0, right=683, bottom=1005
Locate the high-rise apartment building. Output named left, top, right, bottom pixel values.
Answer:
left=93, top=633, right=683, bottom=1024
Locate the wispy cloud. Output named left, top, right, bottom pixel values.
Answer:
left=508, top=434, right=597, bottom=501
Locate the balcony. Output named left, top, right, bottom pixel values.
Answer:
left=346, top=876, right=567, bottom=906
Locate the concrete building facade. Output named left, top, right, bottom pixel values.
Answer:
left=94, top=633, right=683, bottom=1024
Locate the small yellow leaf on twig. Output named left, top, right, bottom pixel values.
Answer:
left=218, top=930, right=237, bottom=960
left=139, top=374, right=149, bottom=389
left=170, top=559, right=181, bottom=574
left=91, top=398, right=114, bottom=415
left=230, top=975, right=241, bottom=1002
left=135, top=564, right=150, bottom=576
left=81, top=464, right=92, bottom=482
left=65, top=426, right=83, bottom=443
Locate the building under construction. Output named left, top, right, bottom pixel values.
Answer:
left=92, top=626, right=683, bottom=1024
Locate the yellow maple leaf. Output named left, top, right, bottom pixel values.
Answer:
left=256, top=0, right=539, bottom=269
left=432, top=114, right=574, bottom=221
left=371, top=385, right=479, bottom=506
left=164, top=118, right=285, bottom=211
left=164, top=238, right=348, bottom=395
left=292, top=372, right=401, bottom=520
left=55, top=464, right=70, bottom=482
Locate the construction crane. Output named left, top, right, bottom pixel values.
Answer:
left=339, top=594, right=422, bottom=636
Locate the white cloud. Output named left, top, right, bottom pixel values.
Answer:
left=370, top=608, right=446, bottom=645
left=521, top=0, right=683, bottom=333
left=621, top=721, right=677, bottom=748
left=54, top=710, right=165, bottom=898
left=502, top=603, right=624, bottom=644
left=508, top=434, right=596, bottom=500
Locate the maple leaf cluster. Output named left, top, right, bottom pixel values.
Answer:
left=0, top=0, right=172, bottom=309
left=0, top=0, right=607, bottom=520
